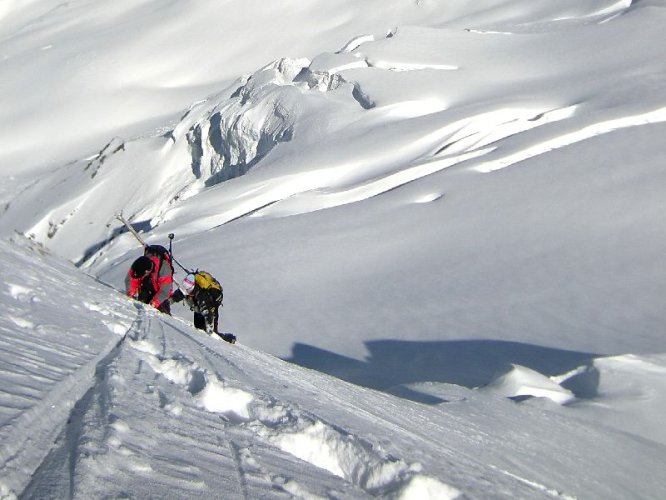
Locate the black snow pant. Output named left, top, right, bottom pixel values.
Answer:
left=193, top=307, right=219, bottom=333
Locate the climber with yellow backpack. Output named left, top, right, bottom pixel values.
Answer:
left=168, top=270, right=236, bottom=343
left=115, top=216, right=236, bottom=344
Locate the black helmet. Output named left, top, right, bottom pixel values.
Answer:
left=131, top=256, right=154, bottom=278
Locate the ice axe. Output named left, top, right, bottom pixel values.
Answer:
left=166, top=232, right=192, bottom=274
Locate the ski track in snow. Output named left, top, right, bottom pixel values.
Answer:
left=2, top=261, right=459, bottom=500
left=0, top=239, right=133, bottom=494
left=62, top=307, right=461, bottom=498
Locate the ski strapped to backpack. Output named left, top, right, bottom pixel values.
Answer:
left=116, top=212, right=148, bottom=248
left=117, top=212, right=182, bottom=300
left=116, top=212, right=177, bottom=276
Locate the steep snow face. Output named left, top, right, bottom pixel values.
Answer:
left=0, top=236, right=462, bottom=499
left=2, top=236, right=666, bottom=499
left=0, top=235, right=135, bottom=495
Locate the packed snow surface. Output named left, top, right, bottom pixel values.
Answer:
left=1, top=0, right=666, bottom=498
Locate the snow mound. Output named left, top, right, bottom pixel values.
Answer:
left=484, top=364, right=576, bottom=405
left=576, top=354, right=666, bottom=445
left=251, top=408, right=459, bottom=498
left=196, top=376, right=254, bottom=419
left=133, top=336, right=254, bottom=422
left=398, top=475, right=462, bottom=500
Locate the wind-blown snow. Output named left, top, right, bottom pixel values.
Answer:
left=1, top=0, right=666, bottom=498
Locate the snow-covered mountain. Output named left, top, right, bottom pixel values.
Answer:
left=1, top=0, right=666, bottom=498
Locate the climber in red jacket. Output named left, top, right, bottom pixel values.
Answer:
left=125, top=245, right=173, bottom=314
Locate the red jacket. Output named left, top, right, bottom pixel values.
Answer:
left=125, top=255, right=173, bottom=308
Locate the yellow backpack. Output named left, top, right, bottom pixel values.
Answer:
left=194, top=271, right=221, bottom=291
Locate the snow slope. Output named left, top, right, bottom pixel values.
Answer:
left=1, top=0, right=666, bottom=497
left=2, top=235, right=666, bottom=499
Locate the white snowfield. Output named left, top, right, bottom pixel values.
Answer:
left=1, top=0, right=666, bottom=498
left=2, top=236, right=665, bottom=499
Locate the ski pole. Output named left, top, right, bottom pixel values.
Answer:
left=116, top=212, right=147, bottom=249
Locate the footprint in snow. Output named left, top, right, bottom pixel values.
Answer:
left=9, top=315, right=35, bottom=329
left=137, top=346, right=254, bottom=423
left=127, top=333, right=459, bottom=497
left=248, top=401, right=460, bottom=498
left=7, top=283, right=39, bottom=303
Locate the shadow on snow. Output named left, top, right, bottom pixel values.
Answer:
left=286, top=339, right=599, bottom=405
